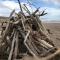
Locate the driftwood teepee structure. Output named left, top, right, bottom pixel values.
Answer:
left=0, top=0, right=58, bottom=60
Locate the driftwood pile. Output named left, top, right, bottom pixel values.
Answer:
left=0, top=3, right=57, bottom=60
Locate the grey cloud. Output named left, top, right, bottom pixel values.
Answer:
left=43, top=0, right=60, bottom=4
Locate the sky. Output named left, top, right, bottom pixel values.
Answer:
left=0, top=0, right=60, bottom=21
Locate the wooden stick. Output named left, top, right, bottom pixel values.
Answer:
left=13, top=32, right=19, bottom=59
left=18, top=0, right=23, bottom=13
left=24, top=30, right=38, bottom=57
left=32, top=7, right=40, bottom=15
left=8, top=30, right=16, bottom=60
left=45, top=48, right=60, bottom=60
left=24, top=30, right=30, bottom=44
left=20, top=12, right=29, bottom=30
left=2, top=10, right=15, bottom=45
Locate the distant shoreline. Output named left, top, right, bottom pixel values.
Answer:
left=0, top=16, right=60, bottom=23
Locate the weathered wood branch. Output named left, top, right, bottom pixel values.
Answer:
left=13, top=31, right=19, bottom=59
left=8, top=30, right=16, bottom=60
left=32, top=7, right=40, bottom=15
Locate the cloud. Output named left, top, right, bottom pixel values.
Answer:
left=0, top=0, right=36, bottom=16
left=0, top=0, right=60, bottom=21
left=0, top=1, right=20, bottom=16
left=1, top=0, right=36, bottom=11
left=40, top=7, right=60, bottom=20
left=43, top=0, right=60, bottom=5
left=0, top=7, right=11, bottom=17
left=51, top=0, right=60, bottom=5
left=1, top=1, right=19, bottom=9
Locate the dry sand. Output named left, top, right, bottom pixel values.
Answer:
left=44, top=23, right=60, bottom=48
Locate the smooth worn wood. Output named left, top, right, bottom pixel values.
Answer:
left=8, top=31, right=16, bottom=60
left=13, top=31, right=19, bottom=59
left=32, top=7, right=40, bottom=15
left=2, top=9, right=15, bottom=45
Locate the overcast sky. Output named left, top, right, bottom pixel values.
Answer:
left=0, top=0, right=60, bottom=21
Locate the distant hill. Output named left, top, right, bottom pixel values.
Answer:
left=0, top=16, right=9, bottom=22
left=42, top=20, right=60, bottom=23
left=49, top=20, right=60, bottom=23
left=0, top=16, right=60, bottom=23
left=0, top=16, right=9, bottom=19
